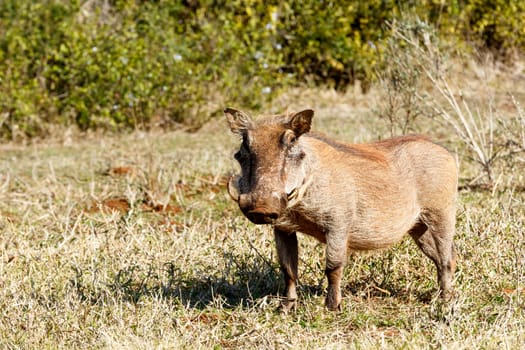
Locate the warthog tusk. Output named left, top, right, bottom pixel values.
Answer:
left=227, top=175, right=241, bottom=202
left=287, top=175, right=313, bottom=208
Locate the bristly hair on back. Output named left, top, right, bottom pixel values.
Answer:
left=307, top=133, right=388, bottom=165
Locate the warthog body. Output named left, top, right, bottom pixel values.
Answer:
left=225, top=108, right=458, bottom=311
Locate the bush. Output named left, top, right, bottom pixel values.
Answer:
left=463, top=0, right=525, bottom=56
left=0, top=0, right=524, bottom=139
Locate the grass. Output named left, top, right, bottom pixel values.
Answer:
left=1, top=68, right=525, bottom=348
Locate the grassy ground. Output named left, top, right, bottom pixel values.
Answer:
left=1, top=80, right=524, bottom=348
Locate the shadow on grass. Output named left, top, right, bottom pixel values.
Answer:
left=159, top=254, right=282, bottom=309
left=70, top=250, right=287, bottom=310
left=342, top=279, right=437, bottom=304
left=69, top=248, right=437, bottom=310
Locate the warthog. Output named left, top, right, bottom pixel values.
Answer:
left=225, top=107, right=458, bottom=311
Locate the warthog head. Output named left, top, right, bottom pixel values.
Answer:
left=225, top=108, right=313, bottom=224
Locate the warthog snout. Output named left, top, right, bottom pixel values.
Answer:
left=239, top=193, right=284, bottom=224
left=229, top=175, right=286, bottom=224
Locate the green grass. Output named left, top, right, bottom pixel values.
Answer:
left=1, top=82, right=524, bottom=349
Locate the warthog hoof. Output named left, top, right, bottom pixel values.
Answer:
left=325, top=296, right=342, bottom=312
left=280, top=298, right=297, bottom=314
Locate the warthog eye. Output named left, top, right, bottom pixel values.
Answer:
left=282, top=130, right=297, bottom=147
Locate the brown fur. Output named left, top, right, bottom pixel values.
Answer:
left=225, top=108, right=458, bottom=312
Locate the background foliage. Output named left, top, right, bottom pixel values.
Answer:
left=0, top=0, right=524, bottom=139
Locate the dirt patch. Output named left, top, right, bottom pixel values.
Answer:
left=87, top=197, right=183, bottom=215
left=141, top=202, right=182, bottom=214
left=90, top=198, right=131, bottom=213
left=109, top=166, right=136, bottom=176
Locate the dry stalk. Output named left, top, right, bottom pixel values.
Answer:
left=386, top=19, right=515, bottom=185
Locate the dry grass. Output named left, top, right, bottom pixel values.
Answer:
left=1, top=64, right=525, bottom=349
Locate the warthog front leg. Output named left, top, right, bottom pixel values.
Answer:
left=325, top=237, right=347, bottom=311
left=325, top=265, right=343, bottom=311
left=274, top=228, right=298, bottom=313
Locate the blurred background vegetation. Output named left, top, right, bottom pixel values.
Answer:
left=0, top=0, right=524, bottom=139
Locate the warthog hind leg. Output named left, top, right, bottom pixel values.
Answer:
left=409, top=213, right=457, bottom=300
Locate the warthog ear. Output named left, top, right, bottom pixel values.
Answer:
left=289, top=109, right=314, bottom=136
left=224, top=107, right=252, bottom=135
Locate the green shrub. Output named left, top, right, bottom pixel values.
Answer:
left=0, top=0, right=523, bottom=139
left=463, top=0, right=525, bottom=55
